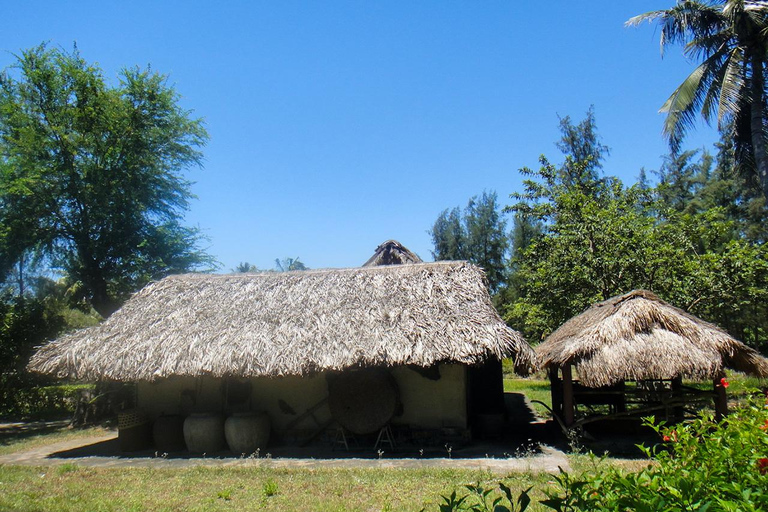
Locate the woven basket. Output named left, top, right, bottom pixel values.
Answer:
left=118, top=409, right=149, bottom=430
left=118, top=409, right=152, bottom=452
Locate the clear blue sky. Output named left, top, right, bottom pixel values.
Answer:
left=4, top=1, right=720, bottom=271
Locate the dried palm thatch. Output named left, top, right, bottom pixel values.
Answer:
left=362, top=240, right=423, bottom=267
left=29, top=261, right=535, bottom=381
left=536, top=290, right=768, bottom=387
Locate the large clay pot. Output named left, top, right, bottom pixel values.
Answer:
left=183, top=413, right=225, bottom=453
left=225, top=412, right=271, bottom=455
left=153, top=414, right=186, bottom=453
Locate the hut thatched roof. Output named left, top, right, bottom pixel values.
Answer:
left=362, top=240, right=423, bottom=267
left=29, top=261, right=535, bottom=381
left=536, top=290, right=768, bottom=387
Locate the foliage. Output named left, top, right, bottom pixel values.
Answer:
left=0, top=44, right=215, bottom=317
left=233, top=258, right=309, bottom=273
left=503, top=111, right=768, bottom=350
left=629, top=1, right=768, bottom=202
left=430, top=191, right=509, bottom=292
left=541, top=394, right=768, bottom=511
left=506, top=169, right=768, bottom=347
left=274, top=257, right=307, bottom=272
left=651, top=135, right=768, bottom=244
left=0, top=379, right=93, bottom=420
left=423, top=483, right=531, bottom=512
left=233, top=262, right=259, bottom=273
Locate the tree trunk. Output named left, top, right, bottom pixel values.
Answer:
left=88, top=273, right=119, bottom=318
left=749, top=54, right=768, bottom=202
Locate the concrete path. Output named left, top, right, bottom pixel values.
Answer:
left=0, top=431, right=570, bottom=473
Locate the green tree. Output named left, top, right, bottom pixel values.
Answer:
left=429, top=192, right=509, bottom=292
left=629, top=1, right=768, bottom=201
left=275, top=257, right=307, bottom=272
left=0, top=44, right=214, bottom=317
left=555, top=106, right=610, bottom=190
left=233, top=262, right=259, bottom=273
left=429, top=207, right=465, bottom=261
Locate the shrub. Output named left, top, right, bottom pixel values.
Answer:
left=0, top=375, right=93, bottom=420
left=542, top=393, right=768, bottom=511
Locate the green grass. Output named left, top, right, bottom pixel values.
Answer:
left=0, top=465, right=555, bottom=512
left=504, top=375, right=552, bottom=419
left=0, top=425, right=111, bottom=457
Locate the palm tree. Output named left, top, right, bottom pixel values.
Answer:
left=628, top=1, right=768, bottom=201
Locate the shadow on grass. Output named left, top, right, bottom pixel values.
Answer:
left=0, top=420, right=71, bottom=447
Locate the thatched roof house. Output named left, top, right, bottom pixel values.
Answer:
left=31, top=259, right=534, bottom=439
left=362, top=239, right=423, bottom=267
left=536, top=289, right=768, bottom=388
left=30, top=261, right=534, bottom=382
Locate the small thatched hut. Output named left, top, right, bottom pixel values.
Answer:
left=30, top=260, right=534, bottom=442
left=536, top=290, right=768, bottom=427
left=362, top=239, right=423, bottom=267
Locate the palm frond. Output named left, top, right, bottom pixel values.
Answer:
left=661, top=62, right=709, bottom=149
left=717, top=48, right=747, bottom=124
left=629, top=2, right=727, bottom=56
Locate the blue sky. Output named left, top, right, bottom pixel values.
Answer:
left=3, top=1, right=719, bottom=270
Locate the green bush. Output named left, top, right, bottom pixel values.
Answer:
left=0, top=375, right=93, bottom=420
left=542, top=393, right=768, bottom=511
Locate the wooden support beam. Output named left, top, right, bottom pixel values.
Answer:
left=671, top=376, right=683, bottom=423
left=549, top=366, right=562, bottom=419
left=562, top=364, right=575, bottom=427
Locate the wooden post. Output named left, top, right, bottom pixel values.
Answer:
left=549, top=366, right=562, bottom=419
left=713, top=375, right=728, bottom=420
left=562, top=364, right=575, bottom=427
left=671, top=376, right=684, bottom=423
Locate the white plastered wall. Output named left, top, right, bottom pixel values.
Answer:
left=136, top=363, right=467, bottom=432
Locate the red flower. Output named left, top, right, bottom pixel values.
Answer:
left=760, top=420, right=768, bottom=431
left=758, top=458, right=768, bottom=475
left=662, top=430, right=678, bottom=442
left=719, top=377, right=729, bottom=388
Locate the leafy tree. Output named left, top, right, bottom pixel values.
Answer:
left=506, top=165, right=768, bottom=350
left=429, top=192, right=509, bottom=292
left=555, top=106, right=610, bottom=190
left=234, top=262, right=259, bottom=273
left=429, top=207, right=465, bottom=261
left=629, top=1, right=768, bottom=201
left=0, top=44, right=214, bottom=317
left=509, top=213, right=543, bottom=263
left=647, top=131, right=768, bottom=243
left=463, top=192, right=509, bottom=292
left=275, top=257, right=307, bottom=272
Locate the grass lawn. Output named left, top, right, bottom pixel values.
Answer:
left=0, top=464, right=556, bottom=512
left=504, top=375, right=551, bottom=418
left=0, top=425, right=112, bottom=457
left=2, top=373, right=763, bottom=511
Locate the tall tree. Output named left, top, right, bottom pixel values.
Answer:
left=555, top=105, right=610, bottom=190
left=429, top=192, right=509, bottom=292
left=464, top=192, right=509, bottom=292
left=629, top=1, right=768, bottom=201
left=429, top=207, right=465, bottom=261
left=0, top=45, right=214, bottom=317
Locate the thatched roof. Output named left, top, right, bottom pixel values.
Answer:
left=536, top=290, right=768, bottom=387
left=29, top=261, right=535, bottom=381
left=362, top=240, right=423, bottom=267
